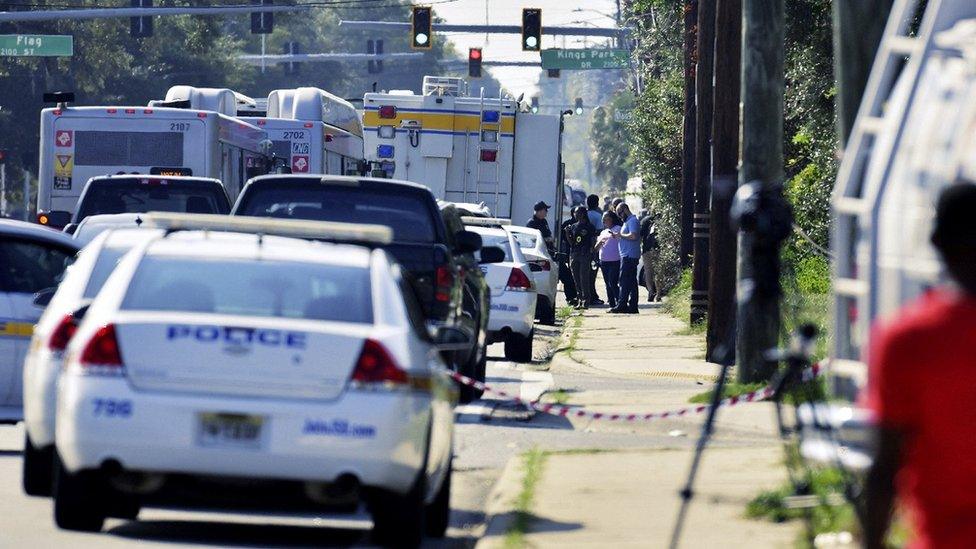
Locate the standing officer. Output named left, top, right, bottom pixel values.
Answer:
left=565, top=206, right=596, bottom=309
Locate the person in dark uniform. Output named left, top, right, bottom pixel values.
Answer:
left=564, top=206, right=597, bottom=309
left=526, top=201, right=553, bottom=248
left=558, top=214, right=578, bottom=304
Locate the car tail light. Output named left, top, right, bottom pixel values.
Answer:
left=351, top=339, right=408, bottom=386
left=506, top=268, right=533, bottom=291
left=79, top=324, right=124, bottom=369
left=378, top=105, right=397, bottom=119
left=435, top=265, right=454, bottom=302
left=48, top=313, right=78, bottom=352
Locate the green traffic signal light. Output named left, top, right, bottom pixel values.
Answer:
left=412, top=7, right=432, bottom=49
left=522, top=8, right=542, bottom=52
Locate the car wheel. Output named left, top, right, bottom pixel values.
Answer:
left=370, top=474, right=426, bottom=548
left=538, top=298, right=556, bottom=326
left=458, top=349, right=486, bottom=404
left=504, top=330, right=534, bottom=363
left=53, top=455, right=107, bottom=532
left=22, top=434, right=54, bottom=497
left=425, top=458, right=452, bottom=538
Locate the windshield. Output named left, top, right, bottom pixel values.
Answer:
left=76, top=180, right=228, bottom=222
left=237, top=184, right=437, bottom=243
left=83, top=247, right=127, bottom=299
left=474, top=232, right=513, bottom=262
left=122, top=257, right=373, bottom=324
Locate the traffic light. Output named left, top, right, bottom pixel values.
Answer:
left=367, top=39, right=384, bottom=74
left=522, top=8, right=542, bottom=51
left=468, top=48, right=482, bottom=78
left=130, top=0, right=152, bottom=38
left=411, top=6, right=432, bottom=49
left=574, top=97, right=583, bottom=115
left=250, top=0, right=273, bottom=35
left=530, top=97, right=539, bottom=114
left=283, top=41, right=299, bottom=75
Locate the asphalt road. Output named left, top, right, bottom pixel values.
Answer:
left=0, top=339, right=555, bottom=549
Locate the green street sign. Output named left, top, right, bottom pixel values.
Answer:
left=540, top=49, right=630, bottom=70
left=0, top=35, right=73, bottom=57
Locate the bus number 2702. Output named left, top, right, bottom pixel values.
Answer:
left=170, top=122, right=191, bottom=132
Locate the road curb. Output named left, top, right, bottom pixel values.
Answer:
left=474, top=454, right=526, bottom=549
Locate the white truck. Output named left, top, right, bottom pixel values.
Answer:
left=37, top=88, right=272, bottom=228
left=362, top=76, right=564, bottom=235
left=236, top=87, right=365, bottom=175
left=831, top=0, right=976, bottom=396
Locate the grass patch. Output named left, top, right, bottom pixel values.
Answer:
left=505, top=448, right=547, bottom=548
left=688, top=377, right=827, bottom=405
left=557, top=305, right=574, bottom=322
left=662, top=268, right=693, bottom=321
left=543, top=389, right=572, bottom=405
left=688, top=381, right=765, bottom=404
left=675, top=320, right=707, bottom=336
left=747, top=466, right=858, bottom=544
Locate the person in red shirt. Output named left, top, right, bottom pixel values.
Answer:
left=865, top=182, right=976, bottom=549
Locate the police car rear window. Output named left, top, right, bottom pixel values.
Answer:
left=511, top=232, right=538, bottom=250
left=121, top=257, right=373, bottom=324
left=237, top=185, right=437, bottom=243
left=475, top=234, right=512, bottom=262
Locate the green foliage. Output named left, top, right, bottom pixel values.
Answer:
left=663, top=268, right=693, bottom=322
left=590, top=92, right=635, bottom=192
left=747, top=467, right=857, bottom=540
left=794, top=256, right=831, bottom=295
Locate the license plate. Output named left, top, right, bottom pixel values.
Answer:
left=197, top=413, right=264, bottom=449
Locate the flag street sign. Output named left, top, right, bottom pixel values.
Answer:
left=540, top=48, right=630, bottom=70
left=0, top=35, right=73, bottom=57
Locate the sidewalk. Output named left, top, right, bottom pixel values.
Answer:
left=476, top=301, right=801, bottom=548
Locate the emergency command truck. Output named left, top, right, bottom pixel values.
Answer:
left=362, top=76, right=564, bottom=234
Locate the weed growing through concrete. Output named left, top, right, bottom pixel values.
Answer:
left=505, top=448, right=547, bottom=548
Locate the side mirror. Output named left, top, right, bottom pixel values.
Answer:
left=453, top=230, right=482, bottom=255
left=479, top=246, right=505, bottom=264
left=432, top=325, right=471, bottom=352
left=39, top=210, right=72, bottom=230
left=32, top=288, right=56, bottom=308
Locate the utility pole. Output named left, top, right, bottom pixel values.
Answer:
left=679, top=0, right=698, bottom=267
left=706, top=0, right=741, bottom=361
left=690, top=0, right=715, bottom=324
left=736, top=0, right=784, bottom=383
left=832, top=0, right=895, bottom=146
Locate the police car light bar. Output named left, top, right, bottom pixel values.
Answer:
left=140, top=212, right=393, bottom=245
left=461, top=216, right=511, bottom=227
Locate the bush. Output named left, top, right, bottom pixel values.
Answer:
left=663, top=268, right=692, bottom=321
left=795, top=255, right=831, bottom=294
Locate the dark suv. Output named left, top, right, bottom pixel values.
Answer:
left=438, top=203, right=492, bottom=402
left=231, top=175, right=496, bottom=402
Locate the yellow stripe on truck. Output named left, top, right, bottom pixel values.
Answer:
left=363, top=110, right=516, bottom=134
left=0, top=321, right=34, bottom=338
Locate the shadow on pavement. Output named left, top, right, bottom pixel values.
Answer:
left=486, top=511, right=583, bottom=535
left=107, top=519, right=365, bottom=547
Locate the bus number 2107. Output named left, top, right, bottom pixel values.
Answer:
left=170, top=122, right=191, bottom=132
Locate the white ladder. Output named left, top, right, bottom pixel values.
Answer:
left=474, top=87, right=502, bottom=213
left=830, top=0, right=976, bottom=378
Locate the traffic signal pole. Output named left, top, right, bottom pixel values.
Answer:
left=0, top=4, right=307, bottom=22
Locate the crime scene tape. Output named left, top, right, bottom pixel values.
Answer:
left=447, top=362, right=824, bottom=422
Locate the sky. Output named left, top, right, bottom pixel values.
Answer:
left=428, top=0, right=621, bottom=99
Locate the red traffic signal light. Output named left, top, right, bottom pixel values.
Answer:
left=468, top=47, right=483, bottom=78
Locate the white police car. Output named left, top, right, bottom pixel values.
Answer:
left=23, top=227, right=162, bottom=496
left=53, top=215, right=461, bottom=546
left=505, top=225, right=559, bottom=325
left=464, top=220, right=537, bottom=362
left=0, top=220, right=78, bottom=424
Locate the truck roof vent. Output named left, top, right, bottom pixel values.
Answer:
left=422, top=76, right=468, bottom=97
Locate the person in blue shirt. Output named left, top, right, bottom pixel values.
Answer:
left=585, top=194, right=604, bottom=305
left=609, top=202, right=641, bottom=314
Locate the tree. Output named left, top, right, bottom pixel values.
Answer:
left=590, top=93, right=634, bottom=192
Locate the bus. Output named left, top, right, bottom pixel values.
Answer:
left=37, top=88, right=272, bottom=228
left=237, top=87, right=365, bottom=176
